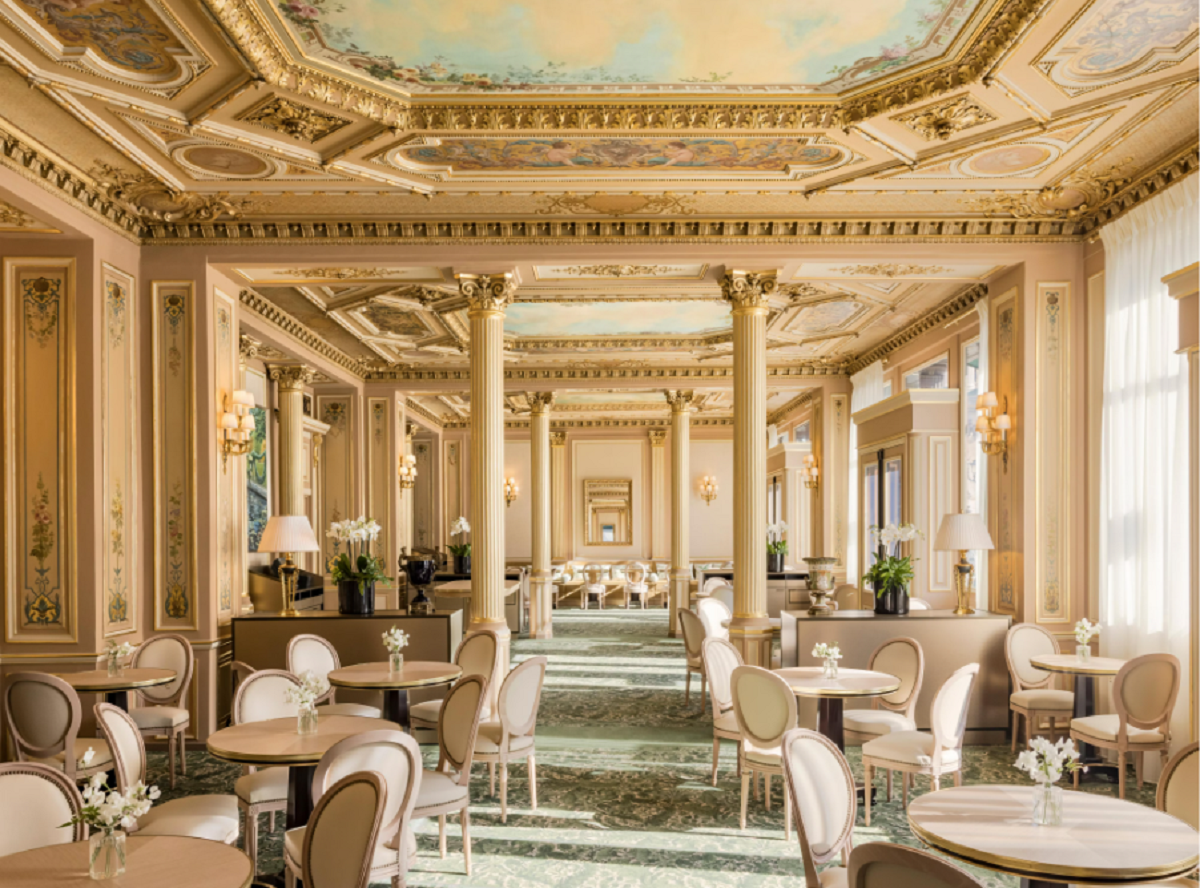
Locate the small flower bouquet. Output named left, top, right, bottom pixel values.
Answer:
left=327, top=516, right=390, bottom=595
left=66, top=773, right=161, bottom=879
left=1073, top=618, right=1100, bottom=661
left=105, top=640, right=136, bottom=677
left=1015, top=736, right=1084, bottom=826
left=767, top=521, right=788, bottom=571
left=448, top=516, right=472, bottom=571
left=864, top=523, right=923, bottom=610
left=285, top=669, right=330, bottom=735
left=813, top=642, right=842, bottom=679
left=383, top=625, right=410, bottom=673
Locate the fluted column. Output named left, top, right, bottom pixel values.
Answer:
left=528, top=392, right=555, bottom=639
left=550, top=431, right=568, bottom=561
left=269, top=364, right=314, bottom=516
left=722, top=270, right=776, bottom=666
left=459, top=273, right=516, bottom=678
left=666, top=390, right=694, bottom=639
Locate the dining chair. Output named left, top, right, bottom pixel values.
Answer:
left=129, top=633, right=193, bottom=788
left=908, top=598, right=933, bottom=610
left=284, top=771, right=387, bottom=888
left=848, top=842, right=986, bottom=887
left=832, top=584, right=861, bottom=611
left=1071, top=653, right=1181, bottom=800
left=701, top=637, right=743, bottom=785
left=472, top=656, right=548, bottom=823
left=1005, top=623, right=1074, bottom=751
left=1158, top=741, right=1199, bottom=830
left=678, top=608, right=707, bottom=708
left=862, top=662, right=979, bottom=826
left=94, top=702, right=239, bottom=844
left=730, top=665, right=798, bottom=837
left=411, top=630, right=500, bottom=733
left=781, top=729, right=855, bottom=887
left=581, top=564, right=606, bottom=609
left=411, top=673, right=489, bottom=875
left=697, top=596, right=731, bottom=642
left=0, top=762, right=85, bottom=856
left=4, top=672, right=113, bottom=784
left=623, top=562, right=650, bottom=609
left=287, top=634, right=382, bottom=718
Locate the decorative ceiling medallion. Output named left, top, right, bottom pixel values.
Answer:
left=831, top=264, right=952, bottom=277
left=0, top=198, right=58, bottom=233
left=534, top=264, right=708, bottom=281
left=892, top=94, right=997, bottom=141
left=179, top=145, right=271, bottom=178
left=535, top=194, right=697, bottom=216
left=236, top=95, right=353, bottom=143
left=89, top=163, right=254, bottom=224
left=965, top=160, right=1133, bottom=219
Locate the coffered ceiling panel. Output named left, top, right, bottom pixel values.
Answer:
left=236, top=266, right=446, bottom=284
left=532, top=264, right=709, bottom=282
left=505, top=301, right=730, bottom=337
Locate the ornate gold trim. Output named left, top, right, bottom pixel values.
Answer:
left=236, top=94, right=352, bottom=144
left=846, top=283, right=988, bottom=372
left=404, top=397, right=444, bottom=429
left=238, top=288, right=365, bottom=376
left=768, top=391, right=817, bottom=427
left=443, top=416, right=734, bottom=430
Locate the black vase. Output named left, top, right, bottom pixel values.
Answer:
left=767, top=553, right=784, bottom=574
left=338, top=579, right=376, bottom=615
left=874, top=585, right=910, bottom=615
left=453, top=554, right=472, bottom=576
left=404, top=559, right=437, bottom=615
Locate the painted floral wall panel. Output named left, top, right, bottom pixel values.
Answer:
left=368, top=398, right=391, bottom=571
left=1036, top=283, right=1070, bottom=623
left=992, top=291, right=1018, bottom=615
left=3, top=260, right=76, bottom=642
left=152, top=282, right=196, bottom=630
left=214, top=290, right=237, bottom=623
left=102, top=264, right=138, bottom=637
left=318, top=395, right=352, bottom=567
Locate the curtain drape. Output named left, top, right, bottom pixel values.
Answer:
left=1098, top=175, right=1197, bottom=768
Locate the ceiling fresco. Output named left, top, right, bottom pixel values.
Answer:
left=504, top=301, right=731, bottom=337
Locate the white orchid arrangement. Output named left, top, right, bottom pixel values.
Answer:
left=1015, top=736, right=1085, bottom=785
left=812, top=642, right=842, bottom=662
left=65, top=773, right=160, bottom=835
left=327, top=516, right=390, bottom=592
left=284, top=670, right=330, bottom=711
left=1074, top=618, right=1100, bottom=646
left=79, top=746, right=97, bottom=769
left=864, top=523, right=923, bottom=599
left=105, top=640, right=136, bottom=661
left=382, top=625, right=410, bottom=654
left=448, top=516, right=472, bottom=558
left=767, top=521, right=789, bottom=556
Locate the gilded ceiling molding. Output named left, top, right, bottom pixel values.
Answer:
left=767, top=391, right=818, bottom=427
left=443, top=417, right=734, bottom=430
left=721, top=270, right=779, bottom=312
left=517, top=334, right=731, bottom=350
left=457, top=273, right=517, bottom=314
left=363, top=365, right=845, bottom=383
left=237, top=95, right=352, bottom=143
left=831, top=264, right=952, bottom=277
left=847, top=283, right=989, bottom=373
left=89, top=163, right=254, bottom=225
left=536, top=194, right=698, bottom=216
left=238, top=288, right=366, bottom=376
left=964, top=159, right=1133, bottom=221
left=1076, top=144, right=1199, bottom=236
left=892, top=94, right=998, bottom=141
left=0, top=198, right=37, bottom=228
left=404, top=397, right=444, bottom=429
left=268, top=364, right=315, bottom=391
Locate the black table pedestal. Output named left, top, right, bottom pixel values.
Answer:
left=103, top=690, right=129, bottom=712
left=383, top=688, right=410, bottom=732
left=816, top=698, right=846, bottom=752
left=1071, top=674, right=1119, bottom=784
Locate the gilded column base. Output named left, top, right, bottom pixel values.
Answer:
left=668, top=571, right=691, bottom=638
left=529, top=571, right=554, bottom=640
left=728, top=616, right=774, bottom=668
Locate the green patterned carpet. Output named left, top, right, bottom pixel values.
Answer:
left=154, top=608, right=1155, bottom=887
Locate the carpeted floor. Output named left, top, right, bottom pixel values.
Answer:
left=153, top=607, right=1154, bottom=886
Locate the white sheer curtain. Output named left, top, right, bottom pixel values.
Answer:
left=847, top=361, right=887, bottom=585
left=1099, top=176, right=1197, bottom=766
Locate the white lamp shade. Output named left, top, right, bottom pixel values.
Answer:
left=220, top=413, right=239, bottom=430
left=257, top=515, right=321, bottom=554
left=974, top=415, right=990, bottom=432
left=239, top=413, right=256, bottom=431
left=994, top=414, right=1011, bottom=430
left=933, top=512, right=994, bottom=552
left=979, top=392, right=999, bottom=409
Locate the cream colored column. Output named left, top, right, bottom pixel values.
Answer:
left=550, top=431, right=568, bottom=561
left=528, top=392, right=555, bottom=639
left=458, top=273, right=516, bottom=676
left=403, top=422, right=416, bottom=553
left=268, top=364, right=314, bottom=516
left=650, top=429, right=668, bottom=561
left=722, top=270, right=776, bottom=667
left=666, top=391, right=694, bottom=638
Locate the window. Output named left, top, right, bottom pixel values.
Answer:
left=883, top=381, right=893, bottom=398
left=962, top=340, right=982, bottom=516
left=862, top=463, right=879, bottom=566
left=885, top=457, right=903, bottom=527
left=903, top=353, right=950, bottom=390
left=793, top=420, right=811, bottom=444
left=601, top=525, right=615, bottom=542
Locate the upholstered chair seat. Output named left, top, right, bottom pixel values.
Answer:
left=129, top=706, right=190, bottom=729
left=320, top=701, right=386, bottom=718
left=5, top=673, right=114, bottom=786
left=842, top=710, right=917, bottom=737
left=130, top=634, right=194, bottom=787
left=31, top=738, right=114, bottom=772
left=731, top=665, right=798, bottom=837
left=860, top=732, right=963, bottom=768
left=411, top=631, right=500, bottom=734
left=415, top=770, right=471, bottom=807
left=475, top=722, right=535, bottom=754
left=235, top=767, right=290, bottom=804
left=743, top=740, right=784, bottom=767
left=1009, top=689, right=1074, bottom=710
left=1005, top=623, right=1074, bottom=750
left=471, top=657, right=547, bottom=823
left=283, top=825, right=400, bottom=878
left=713, top=711, right=739, bottom=733
left=849, top=843, right=986, bottom=887
left=1071, top=714, right=1166, bottom=744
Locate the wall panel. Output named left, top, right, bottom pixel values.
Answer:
left=367, top=397, right=392, bottom=568
left=1035, top=282, right=1071, bottom=624
left=318, top=395, right=354, bottom=564
left=990, top=288, right=1018, bottom=615
left=214, top=288, right=238, bottom=624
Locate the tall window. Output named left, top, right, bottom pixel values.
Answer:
left=903, top=353, right=950, bottom=390
left=862, top=463, right=879, bottom=565
left=793, top=420, right=811, bottom=444
left=961, top=336, right=987, bottom=605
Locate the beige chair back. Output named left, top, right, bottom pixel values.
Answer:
left=1158, top=741, right=1199, bottom=830
left=1005, top=623, right=1059, bottom=691
left=625, top=563, right=648, bottom=585
left=832, top=584, right=860, bottom=610
left=678, top=609, right=705, bottom=660
left=931, top=663, right=979, bottom=753
left=908, top=598, right=933, bottom=611
left=499, top=656, right=548, bottom=739
left=0, top=762, right=85, bottom=854
left=233, top=669, right=301, bottom=725
left=731, top=666, right=798, bottom=750
left=314, top=729, right=421, bottom=852
left=710, top=584, right=736, bottom=614
left=696, top=597, right=731, bottom=642
left=301, top=771, right=387, bottom=888
left=702, top=577, right=728, bottom=596
left=849, top=842, right=985, bottom=887
left=132, top=634, right=193, bottom=705
left=1115, top=653, right=1180, bottom=732
left=288, top=635, right=340, bottom=704
left=869, top=637, right=924, bottom=716
left=4, top=673, right=82, bottom=778
left=701, top=637, right=743, bottom=717
left=94, top=703, right=148, bottom=791
left=584, top=564, right=603, bottom=584
left=782, top=729, right=855, bottom=886
left=437, top=674, right=489, bottom=782
left=455, top=631, right=500, bottom=690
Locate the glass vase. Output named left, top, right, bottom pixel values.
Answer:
left=106, top=655, right=123, bottom=678
left=297, top=704, right=319, bottom=735
left=1032, top=784, right=1063, bottom=826
left=822, top=659, right=839, bottom=680
left=1075, top=644, right=1091, bottom=662
left=388, top=651, right=404, bottom=673
left=89, top=829, right=126, bottom=880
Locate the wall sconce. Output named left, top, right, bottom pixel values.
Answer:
left=699, top=475, right=719, bottom=506
left=504, top=477, right=519, bottom=508
left=976, top=392, right=1011, bottom=472
left=801, top=455, right=820, bottom=490
left=219, top=390, right=256, bottom=473
left=398, top=453, right=417, bottom=489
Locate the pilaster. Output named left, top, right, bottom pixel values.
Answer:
left=666, top=391, right=693, bottom=639
left=550, top=430, right=568, bottom=561
left=268, top=364, right=314, bottom=517
left=528, top=392, right=555, bottom=639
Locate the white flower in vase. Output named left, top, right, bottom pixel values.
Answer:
left=284, top=670, right=330, bottom=710
left=1074, top=618, right=1100, bottom=645
left=450, top=516, right=471, bottom=537
left=1015, top=736, right=1084, bottom=826
left=812, top=642, right=842, bottom=662
left=383, top=626, right=410, bottom=654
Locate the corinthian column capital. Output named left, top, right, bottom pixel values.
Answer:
left=550, top=430, right=567, bottom=447
left=665, top=389, right=695, bottom=413
left=457, top=273, right=517, bottom=315
left=649, top=428, right=667, bottom=446
left=269, top=364, right=315, bottom=392
left=720, top=269, right=779, bottom=314
left=526, top=391, right=555, bottom=415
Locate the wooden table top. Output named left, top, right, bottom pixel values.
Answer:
left=772, top=667, right=901, bottom=699
left=327, top=660, right=461, bottom=690
left=206, top=715, right=401, bottom=766
left=1030, top=653, right=1126, bottom=676
left=0, top=835, right=252, bottom=888
left=908, top=784, right=1199, bottom=884
left=434, top=580, right=521, bottom=597
left=54, top=668, right=176, bottom=692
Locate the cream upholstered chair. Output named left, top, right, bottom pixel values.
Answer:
left=907, top=598, right=933, bottom=610
left=701, top=637, right=744, bottom=785
left=128, top=633, right=193, bottom=788
left=286, top=729, right=421, bottom=888
left=1071, top=653, right=1181, bottom=799
left=284, top=771, right=387, bottom=888
left=862, top=662, right=979, bottom=826
left=782, top=729, right=856, bottom=888
left=287, top=634, right=382, bottom=718
left=1005, top=623, right=1074, bottom=750
left=95, top=702, right=239, bottom=843
left=623, top=562, right=650, bottom=608
left=473, top=656, right=548, bottom=823
left=697, top=596, right=731, bottom=642
left=581, top=564, right=606, bottom=609
left=730, top=665, right=797, bottom=837
left=4, top=672, right=113, bottom=783
left=678, top=608, right=707, bottom=708
left=848, top=842, right=985, bottom=887
left=412, top=673, right=489, bottom=875
left=411, top=630, right=500, bottom=733
left=0, top=762, right=85, bottom=855
left=832, top=584, right=861, bottom=611
left=845, top=636, right=925, bottom=744
left=1158, top=741, right=1199, bottom=830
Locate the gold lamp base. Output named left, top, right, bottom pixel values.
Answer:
left=280, top=553, right=299, bottom=616
left=953, top=552, right=975, bottom=615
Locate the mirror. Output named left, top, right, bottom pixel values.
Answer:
left=584, top=479, right=632, bottom=546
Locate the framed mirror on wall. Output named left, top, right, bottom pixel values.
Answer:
left=584, top=479, right=633, bottom=545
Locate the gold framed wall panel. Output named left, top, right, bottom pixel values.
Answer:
left=831, top=394, right=849, bottom=569
left=152, top=281, right=198, bottom=630
left=1035, top=281, right=1071, bottom=624
left=101, top=263, right=138, bottom=637
left=367, top=397, right=391, bottom=570
left=214, top=288, right=238, bottom=624
left=444, top=440, right=462, bottom=542
left=318, top=395, right=353, bottom=564
left=990, top=287, right=1018, bottom=615
left=928, top=434, right=955, bottom=592
left=2, top=258, right=76, bottom=643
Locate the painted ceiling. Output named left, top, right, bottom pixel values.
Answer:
left=504, top=301, right=730, bottom=337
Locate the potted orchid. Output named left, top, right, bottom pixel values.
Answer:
left=65, top=773, right=161, bottom=879
left=383, top=625, right=410, bottom=673
left=864, top=523, right=923, bottom=615
left=1015, top=736, right=1084, bottom=826
left=767, top=521, right=789, bottom=573
left=813, top=642, right=842, bottom=680
left=284, top=669, right=330, bottom=735
left=105, top=640, right=136, bottom=678
left=448, top=516, right=472, bottom=575
left=1074, top=618, right=1100, bottom=662
left=327, top=517, right=390, bottom=616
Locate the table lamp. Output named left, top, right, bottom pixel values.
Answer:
left=933, top=512, right=994, bottom=616
left=257, top=515, right=321, bottom=615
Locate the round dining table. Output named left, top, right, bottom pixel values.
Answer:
left=55, top=667, right=177, bottom=712
left=1029, top=652, right=1125, bottom=781
left=327, top=660, right=461, bottom=731
left=0, top=835, right=253, bottom=888
left=772, top=667, right=901, bottom=751
left=908, top=784, right=1199, bottom=887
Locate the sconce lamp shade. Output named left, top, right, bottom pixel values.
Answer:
left=976, top=392, right=999, bottom=409
left=993, top=414, right=1011, bottom=430
left=933, top=512, right=994, bottom=552
left=258, top=515, right=321, bottom=554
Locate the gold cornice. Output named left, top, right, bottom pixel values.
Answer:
left=443, top=416, right=734, bottom=430
left=1084, top=143, right=1200, bottom=237
left=847, top=283, right=988, bottom=372
left=768, top=391, right=818, bottom=427
left=404, top=397, right=444, bottom=429
left=238, top=288, right=366, bottom=376
left=364, top=365, right=846, bottom=382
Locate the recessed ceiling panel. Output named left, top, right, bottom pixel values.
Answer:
left=506, top=301, right=729, bottom=336
left=555, top=392, right=668, bottom=407
left=236, top=266, right=445, bottom=284
left=794, top=262, right=1000, bottom=280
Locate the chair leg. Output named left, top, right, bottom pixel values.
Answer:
left=699, top=673, right=707, bottom=710
left=439, top=814, right=447, bottom=859
left=764, top=773, right=771, bottom=811
left=711, top=735, right=721, bottom=786
left=754, top=769, right=761, bottom=801
left=500, top=763, right=509, bottom=824
left=167, top=732, right=177, bottom=789
left=244, top=808, right=258, bottom=875
left=886, top=769, right=893, bottom=802
left=528, top=754, right=537, bottom=811
left=178, top=730, right=186, bottom=776
left=489, top=762, right=495, bottom=796
left=1011, top=711, right=1019, bottom=753
left=269, top=810, right=275, bottom=831
left=1117, top=751, right=1126, bottom=800
left=864, top=763, right=872, bottom=826
left=1073, top=765, right=1080, bottom=789
left=740, top=769, right=750, bottom=830
left=461, top=807, right=472, bottom=875
left=902, top=772, right=910, bottom=809
left=685, top=671, right=691, bottom=706
left=953, top=770, right=962, bottom=787
left=783, top=788, right=791, bottom=842
left=931, top=774, right=940, bottom=792
left=1135, top=752, right=1144, bottom=788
